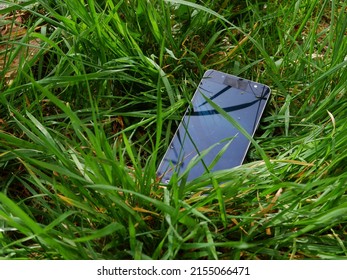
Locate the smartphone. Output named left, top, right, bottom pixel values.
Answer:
left=157, top=69, right=271, bottom=183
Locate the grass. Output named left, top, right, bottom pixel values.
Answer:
left=0, top=0, right=347, bottom=259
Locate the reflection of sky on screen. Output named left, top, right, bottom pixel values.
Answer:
left=157, top=76, right=269, bottom=183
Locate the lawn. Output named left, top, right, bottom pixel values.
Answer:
left=0, top=0, right=347, bottom=259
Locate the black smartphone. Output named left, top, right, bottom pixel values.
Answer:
left=157, top=69, right=271, bottom=183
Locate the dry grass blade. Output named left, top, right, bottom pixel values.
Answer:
left=0, top=10, right=43, bottom=85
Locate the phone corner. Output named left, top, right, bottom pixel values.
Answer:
left=203, top=69, right=216, bottom=76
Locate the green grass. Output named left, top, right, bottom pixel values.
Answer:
left=0, top=0, right=347, bottom=259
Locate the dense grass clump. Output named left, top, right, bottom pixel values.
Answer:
left=0, top=0, right=347, bottom=259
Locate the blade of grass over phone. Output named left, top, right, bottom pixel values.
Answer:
left=199, top=93, right=273, bottom=173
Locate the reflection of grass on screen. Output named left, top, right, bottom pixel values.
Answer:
left=1, top=0, right=347, bottom=259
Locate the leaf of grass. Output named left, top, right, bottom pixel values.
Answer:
left=73, top=222, right=125, bottom=243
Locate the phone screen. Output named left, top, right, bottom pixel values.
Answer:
left=157, top=70, right=271, bottom=183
